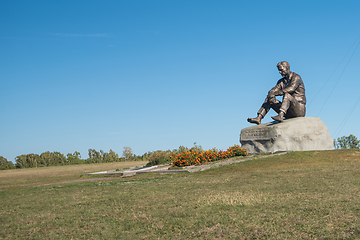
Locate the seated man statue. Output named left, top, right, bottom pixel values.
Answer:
left=247, top=61, right=306, bottom=125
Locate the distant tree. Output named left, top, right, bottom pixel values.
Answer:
left=28, top=153, right=40, bottom=168
left=0, top=156, right=15, bottom=170
left=66, top=151, right=83, bottom=164
left=87, top=149, right=123, bottom=163
left=100, top=150, right=105, bottom=161
left=138, top=152, right=151, bottom=162
left=334, top=134, right=360, bottom=149
left=15, top=155, right=27, bottom=168
left=39, top=151, right=52, bottom=166
left=145, top=150, right=171, bottom=166
left=190, top=142, right=203, bottom=153
left=15, top=154, right=41, bottom=168
left=40, top=151, right=66, bottom=166
left=174, top=143, right=203, bottom=154
left=122, top=147, right=134, bottom=161
left=176, top=145, right=189, bottom=154
left=103, top=149, right=120, bottom=162
left=109, top=149, right=120, bottom=162
left=87, top=149, right=101, bottom=163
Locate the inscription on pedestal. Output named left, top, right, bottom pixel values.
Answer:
left=240, top=127, right=276, bottom=141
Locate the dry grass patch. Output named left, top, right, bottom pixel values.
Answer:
left=201, top=190, right=272, bottom=206
left=0, top=161, right=147, bottom=187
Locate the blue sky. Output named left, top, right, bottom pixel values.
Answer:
left=1, top=0, right=360, bottom=162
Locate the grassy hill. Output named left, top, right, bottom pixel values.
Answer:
left=1, top=150, right=359, bottom=239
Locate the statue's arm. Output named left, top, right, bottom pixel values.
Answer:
left=267, top=80, right=283, bottom=98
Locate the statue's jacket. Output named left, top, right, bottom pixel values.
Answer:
left=270, top=72, right=306, bottom=105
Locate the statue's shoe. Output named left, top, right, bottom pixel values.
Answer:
left=271, top=115, right=284, bottom=122
left=247, top=117, right=261, bottom=125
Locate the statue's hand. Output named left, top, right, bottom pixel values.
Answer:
left=268, top=89, right=284, bottom=98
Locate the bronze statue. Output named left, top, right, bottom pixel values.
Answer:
left=247, top=61, right=306, bottom=125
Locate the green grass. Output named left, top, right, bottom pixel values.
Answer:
left=1, top=150, right=359, bottom=239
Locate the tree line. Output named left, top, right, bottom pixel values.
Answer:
left=0, top=147, right=145, bottom=170
left=0, top=143, right=205, bottom=170
left=333, top=134, right=360, bottom=149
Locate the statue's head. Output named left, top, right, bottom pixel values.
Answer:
left=277, top=61, right=290, bottom=77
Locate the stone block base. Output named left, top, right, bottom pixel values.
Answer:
left=240, top=117, right=333, bottom=153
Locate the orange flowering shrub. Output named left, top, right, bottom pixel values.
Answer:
left=170, top=144, right=247, bottom=167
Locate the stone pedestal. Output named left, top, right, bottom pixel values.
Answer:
left=240, top=117, right=333, bottom=153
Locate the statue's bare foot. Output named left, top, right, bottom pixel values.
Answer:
left=271, top=115, right=284, bottom=122
left=247, top=117, right=261, bottom=125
